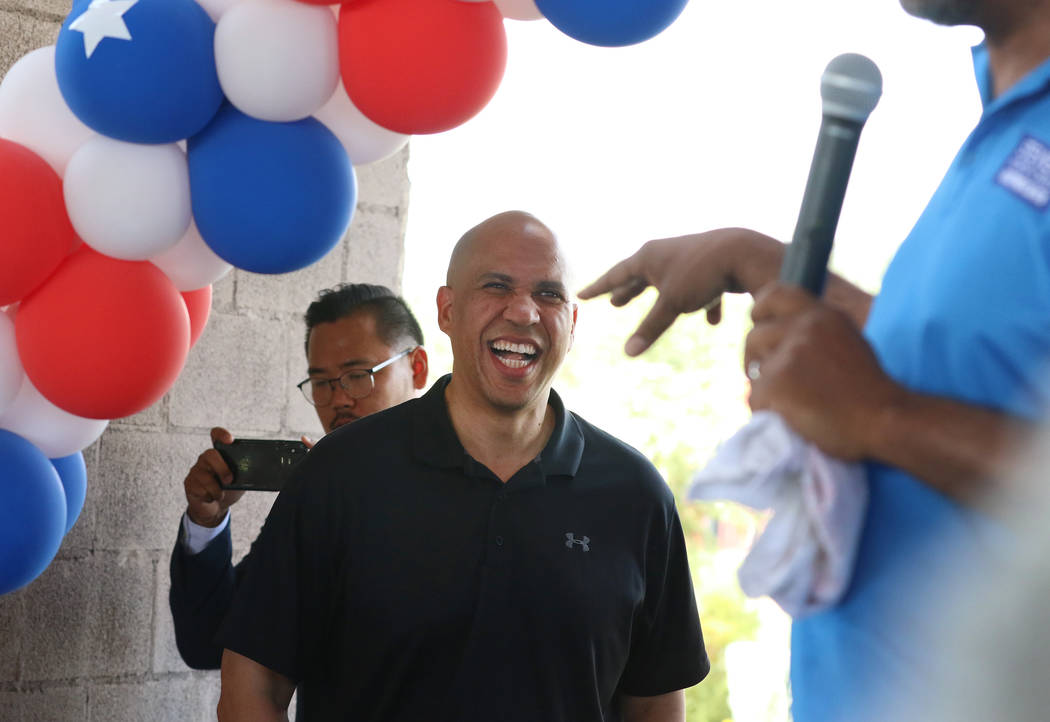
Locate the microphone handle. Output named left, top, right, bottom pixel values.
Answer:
left=779, top=116, right=864, bottom=295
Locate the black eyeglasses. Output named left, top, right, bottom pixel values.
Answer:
left=297, top=348, right=415, bottom=407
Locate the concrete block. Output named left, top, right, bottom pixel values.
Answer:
left=345, top=206, right=407, bottom=293
left=234, top=243, right=346, bottom=316
left=0, top=12, right=59, bottom=77
left=356, top=146, right=410, bottom=210
left=112, top=395, right=167, bottom=430
left=210, top=270, right=236, bottom=314
left=20, top=684, right=87, bottom=721
left=94, top=430, right=203, bottom=551
left=19, top=552, right=153, bottom=680
left=284, top=318, right=324, bottom=439
left=90, top=678, right=216, bottom=722
left=152, top=554, right=185, bottom=675
left=0, top=690, right=21, bottom=721
left=5, top=0, right=68, bottom=23
left=168, top=313, right=286, bottom=433
left=199, top=673, right=222, bottom=720
left=85, top=551, right=154, bottom=677
left=20, top=558, right=93, bottom=680
left=0, top=593, right=22, bottom=681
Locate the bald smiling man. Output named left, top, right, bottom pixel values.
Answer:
left=215, top=211, right=710, bottom=722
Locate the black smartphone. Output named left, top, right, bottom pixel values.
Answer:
left=214, top=439, right=310, bottom=492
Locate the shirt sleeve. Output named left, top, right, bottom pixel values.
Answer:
left=181, top=510, right=230, bottom=555
left=618, top=497, right=710, bottom=696
left=214, top=455, right=342, bottom=682
left=169, top=517, right=237, bottom=670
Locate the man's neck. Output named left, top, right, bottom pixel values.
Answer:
left=984, top=2, right=1050, bottom=98
left=444, top=378, right=556, bottom=483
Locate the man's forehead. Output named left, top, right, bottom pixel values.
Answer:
left=307, top=313, right=387, bottom=358
left=465, top=235, right=568, bottom=277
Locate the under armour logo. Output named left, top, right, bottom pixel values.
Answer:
left=565, top=533, right=590, bottom=552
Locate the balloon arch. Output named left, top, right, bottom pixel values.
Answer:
left=0, top=0, right=690, bottom=594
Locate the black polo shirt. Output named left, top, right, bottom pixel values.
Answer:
left=218, top=375, right=708, bottom=721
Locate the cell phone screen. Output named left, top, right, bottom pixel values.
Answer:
left=214, top=439, right=310, bottom=492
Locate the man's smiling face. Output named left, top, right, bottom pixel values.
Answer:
left=438, top=211, right=577, bottom=415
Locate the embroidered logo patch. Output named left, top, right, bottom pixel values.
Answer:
left=996, top=135, right=1050, bottom=210
left=565, top=533, right=590, bottom=552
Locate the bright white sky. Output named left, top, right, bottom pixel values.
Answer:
left=402, top=0, right=984, bottom=347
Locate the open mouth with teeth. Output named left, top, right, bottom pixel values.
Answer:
left=488, top=339, right=540, bottom=370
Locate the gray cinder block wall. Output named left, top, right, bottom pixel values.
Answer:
left=0, top=5, right=411, bottom=719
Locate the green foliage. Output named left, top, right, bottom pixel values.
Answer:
left=686, top=576, right=763, bottom=722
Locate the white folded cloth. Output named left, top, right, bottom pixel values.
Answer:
left=688, top=410, right=868, bottom=618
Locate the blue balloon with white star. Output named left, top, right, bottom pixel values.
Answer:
left=535, top=0, right=690, bottom=47
left=55, top=0, right=224, bottom=143
left=188, top=104, right=355, bottom=274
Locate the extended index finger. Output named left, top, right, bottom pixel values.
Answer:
left=578, top=253, right=648, bottom=301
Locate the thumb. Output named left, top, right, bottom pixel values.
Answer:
left=300, top=435, right=315, bottom=450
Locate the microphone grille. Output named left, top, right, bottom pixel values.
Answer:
left=821, top=53, right=883, bottom=123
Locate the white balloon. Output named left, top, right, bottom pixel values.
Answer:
left=314, top=82, right=409, bottom=166
left=64, top=137, right=191, bottom=261
left=0, top=314, right=23, bottom=417
left=151, top=218, right=233, bottom=291
left=494, top=0, right=543, bottom=20
left=0, top=46, right=95, bottom=176
left=0, top=377, right=108, bottom=458
left=215, top=0, right=339, bottom=122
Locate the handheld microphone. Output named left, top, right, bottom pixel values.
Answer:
left=779, top=53, right=882, bottom=294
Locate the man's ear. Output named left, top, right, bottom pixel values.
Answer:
left=410, top=346, right=429, bottom=389
left=569, top=303, right=578, bottom=351
left=436, top=286, right=454, bottom=334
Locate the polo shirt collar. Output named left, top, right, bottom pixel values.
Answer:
left=412, top=374, right=584, bottom=479
left=972, top=42, right=1050, bottom=113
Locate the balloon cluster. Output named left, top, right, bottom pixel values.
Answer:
left=0, top=0, right=689, bottom=595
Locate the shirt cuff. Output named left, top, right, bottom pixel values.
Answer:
left=181, top=510, right=230, bottom=555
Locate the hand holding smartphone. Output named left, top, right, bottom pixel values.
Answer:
left=213, top=439, right=310, bottom=492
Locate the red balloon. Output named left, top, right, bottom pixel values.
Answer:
left=181, top=285, right=212, bottom=349
left=16, top=249, right=190, bottom=420
left=0, top=139, right=79, bottom=306
left=339, top=0, right=507, bottom=134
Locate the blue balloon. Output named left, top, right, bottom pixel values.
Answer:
left=50, top=452, right=87, bottom=536
left=188, top=104, right=356, bottom=274
left=535, top=0, right=690, bottom=47
left=0, top=430, right=67, bottom=596
left=55, top=0, right=223, bottom=143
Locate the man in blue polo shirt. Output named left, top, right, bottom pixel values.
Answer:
left=216, top=211, right=709, bottom=721
left=581, top=1, right=1050, bottom=719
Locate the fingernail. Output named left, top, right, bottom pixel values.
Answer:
left=625, top=336, right=646, bottom=357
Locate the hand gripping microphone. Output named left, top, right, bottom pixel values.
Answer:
left=779, top=53, right=883, bottom=294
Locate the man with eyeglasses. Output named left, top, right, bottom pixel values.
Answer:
left=169, top=283, right=428, bottom=676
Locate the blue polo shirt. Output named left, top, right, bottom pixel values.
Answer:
left=790, top=45, right=1050, bottom=721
